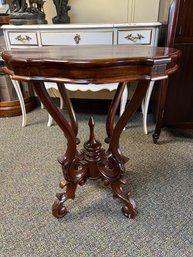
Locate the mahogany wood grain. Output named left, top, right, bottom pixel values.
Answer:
left=2, top=44, right=180, bottom=219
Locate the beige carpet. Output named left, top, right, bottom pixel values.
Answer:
left=0, top=106, right=193, bottom=257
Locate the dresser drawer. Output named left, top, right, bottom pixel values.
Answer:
left=117, top=29, right=152, bottom=45
left=40, top=31, right=114, bottom=46
left=8, top=32, right=38, bottom=46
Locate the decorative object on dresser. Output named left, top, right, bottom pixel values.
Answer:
left=7, top=0, right=47, bottom=25
left=52, top=0, right=71, bottom=24
left=152, top=0, right=193, bottom=132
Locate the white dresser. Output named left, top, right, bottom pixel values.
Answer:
left=2, top=23, right=161, bottom=128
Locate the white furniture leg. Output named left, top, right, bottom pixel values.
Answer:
left=12, top=80, right=27, bottom=127
left=120, top=85, right=128, bottom=116
left=141, top=75, right=168, bottom=135
left=142, top=81, right=155, bottom=134
left=47, top=92, right=64, bottom=127
left=47, top=114, right=53, bottom=127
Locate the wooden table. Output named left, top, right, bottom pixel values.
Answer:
left=2, top=45, right=180, bottom=218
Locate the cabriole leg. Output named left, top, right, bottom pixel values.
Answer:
left=104, top=80, right=149, bottom=218
left=33, top=81, right=83, bottom=217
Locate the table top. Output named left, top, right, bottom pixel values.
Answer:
left=2, top=45, right=180, bottom=84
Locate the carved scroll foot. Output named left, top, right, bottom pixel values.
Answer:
left=52, top=181, right=77, bottom=218
left=111, top=178, right=137, bottom=218
left=98, top=153, right=136, bottom=218
left=52, top=196, right=68, bottom=218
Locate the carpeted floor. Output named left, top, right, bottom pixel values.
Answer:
left=0, top=106, right=193, bottom=257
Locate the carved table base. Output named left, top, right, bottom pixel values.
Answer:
left=2, top=43, right=180, bottom=219
left=33, top=80, right=149, bottom=219
left=52, top=116, right=137, bottom=218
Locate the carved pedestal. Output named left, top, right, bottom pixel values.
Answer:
left=2, top=44, right=180, bottom=219
left=33, top=81, right=150, bottom=219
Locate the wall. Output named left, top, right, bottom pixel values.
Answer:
left=158, top=0, right=171, bottom=22
left=44, top=0, right=160, bottom=24
left=131, top=0, right=160, bottom=22
left=43, top=0, right=161, bottom=100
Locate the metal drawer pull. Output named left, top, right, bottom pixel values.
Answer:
left=15, top=35, right=32, bottom=41
left=74, top=34, right=81, bottom=44
left=125, top=33, right=144, bottom=42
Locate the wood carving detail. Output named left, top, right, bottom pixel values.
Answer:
left=50, top=87, right=145, bottom=219
left=2, top=44, right=180, bottom=220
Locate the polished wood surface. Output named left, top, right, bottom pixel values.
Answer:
left=2, top=45, right=179, bottom=84
left=2, top=45, right=180, bottom=218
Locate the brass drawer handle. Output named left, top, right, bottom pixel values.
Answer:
left=125, top=33, right=144, bottom=42
left=74, top=34, right=81, bottom=44
left=15, top=35, right=32, bottom=41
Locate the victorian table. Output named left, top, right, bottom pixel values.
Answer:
left=2, top=45, right=180, bottom=218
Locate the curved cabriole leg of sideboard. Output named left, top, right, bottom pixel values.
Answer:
left=12, top=80, right=27, bottom=127
left=103, top=80, right=149, bottom=218
left=141, top=80, right=155, bottom=135
left=32, top=81, right=88, bottom=218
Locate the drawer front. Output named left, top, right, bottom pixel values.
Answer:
left=40, top=31, right=114, bottom=46
left=8, top=32, right=38, bottom=46
left=117, top=29, right=152, bottom=45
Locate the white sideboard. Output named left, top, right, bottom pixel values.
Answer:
left=3, top=23, right=160, bottom=48
left=2, top=23, right=161, bottom=129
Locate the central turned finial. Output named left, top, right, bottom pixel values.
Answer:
left=81, top=116, right=105, bottom=178
left=88, top=116, right=97, bottom=145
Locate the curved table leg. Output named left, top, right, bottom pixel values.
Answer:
left=141, top=80, right=155, bottom=135
left=47, top=114, right=53, bottom=127
left=103, top=80, right=149, bottom=218
left=59, top=94, right=64, bottom=110
left=105, top=82, right=127, bottom=143
left=12, top=80, right=27, bottom=127
left=57, top=82, right=78, bottom=138
left=120, top=84, right=128, bottom=116
left=32, top=81, right=87, bottom=218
